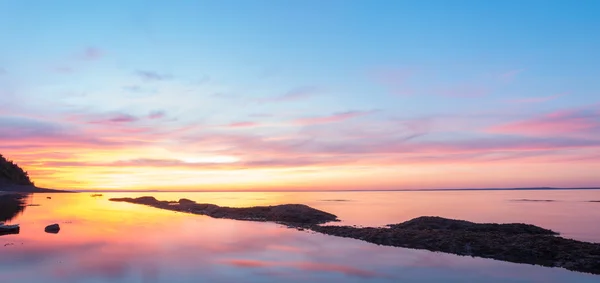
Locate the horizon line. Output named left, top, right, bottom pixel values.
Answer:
left=69, top=187, right=600, bottom=193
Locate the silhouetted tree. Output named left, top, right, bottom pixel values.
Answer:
left=0, top=154, right=34, bottom=186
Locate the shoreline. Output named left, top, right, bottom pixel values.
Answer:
left=0, top=185, right=73, bottom=193
left=110, top=196, right=600, bottom=275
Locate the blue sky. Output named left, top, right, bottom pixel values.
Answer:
left=0, top=0, right=599, bottom=190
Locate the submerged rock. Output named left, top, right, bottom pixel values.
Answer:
left=44, top=223, right=60, bottom=234
left=110, top=196, right=600, bottom=275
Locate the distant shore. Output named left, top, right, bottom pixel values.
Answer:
left=0, top=184, right=72, bottom=193
left=75, top=187, right=600, bottom=193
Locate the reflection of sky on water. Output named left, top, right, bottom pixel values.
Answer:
left=0, top=192, right=599, bottom=282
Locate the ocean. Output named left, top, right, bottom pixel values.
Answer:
left=1, top=190, right=599, bottom=282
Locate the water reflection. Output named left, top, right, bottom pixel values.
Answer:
left=0, top=192, right=599, bottom=282
left=0, top=193, right=29, bottom=223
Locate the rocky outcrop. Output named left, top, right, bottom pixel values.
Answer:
left=109, top=196, right=339, bottom=225
left=313, top=217, right=600, bottom=274
left=111, top=196, right=600, bottom=275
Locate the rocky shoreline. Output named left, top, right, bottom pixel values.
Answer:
left=110, top=196, right=600, bottom=275
left=110, top=196, right=338, bottom=225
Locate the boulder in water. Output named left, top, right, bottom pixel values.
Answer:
left=44, top=223, right=60, bottom=234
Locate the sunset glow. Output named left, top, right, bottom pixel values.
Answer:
left=1, top=1, right=599, bottom=191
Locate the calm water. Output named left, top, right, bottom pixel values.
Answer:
left=1, top=190, right=600, bottom=283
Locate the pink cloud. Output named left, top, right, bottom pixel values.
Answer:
left=507, top=92, right=567, bottom=104
left=89, top=113, right=139, bottom=124
left=293, top=110, right=373, bottom=126
left=227, top=121, right=260, bottom=128
left=488, top=108, right=599, bottom=136
left=148, top=110, right=165, bottom=120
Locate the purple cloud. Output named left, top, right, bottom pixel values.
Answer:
left=81, top=47, right=104, bottom=60
left=87, top=113, right=139, bottom=124
left=148, top=110, right=166, bottom=120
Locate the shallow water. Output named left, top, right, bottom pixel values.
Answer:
left=1, top=190, right=599, bottom=282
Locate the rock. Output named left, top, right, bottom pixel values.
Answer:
left=111, top=196, right=339, bottom=225
left=178, top=198, right=195, bottom=205
left=313, top=217, right=600, bottom=275
left=0, top=223, right=20, bottom=236
left=44, top=224, right=60, bottom=234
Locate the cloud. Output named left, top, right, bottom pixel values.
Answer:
left=81, top=47, right=104, bottom=60
left=136, top=70, right=172, bottom=81
left=226, top=121, right=260, bottom=128
left=53, top=66, right=74, bottom=74
left=499, top=69, right=525, bottom=82
left=0, top=116, right=143, bottom=150
left=260, top=86, right=319, bottom=102
left=293, top=110, right=374, bottom=126
left=488, top=108, right=599, bottom=137
left=436, top=85, right=489, bottom=98
left=148, top=110, right=165, bottom=120
left=90, top=113, right=139, bottom=124
left=249, top=113, right=273, bottom=118
left=507, top=92, right=566, bottom=104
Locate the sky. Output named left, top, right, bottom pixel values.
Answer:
left=0, top=0, right=599, bottom=191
